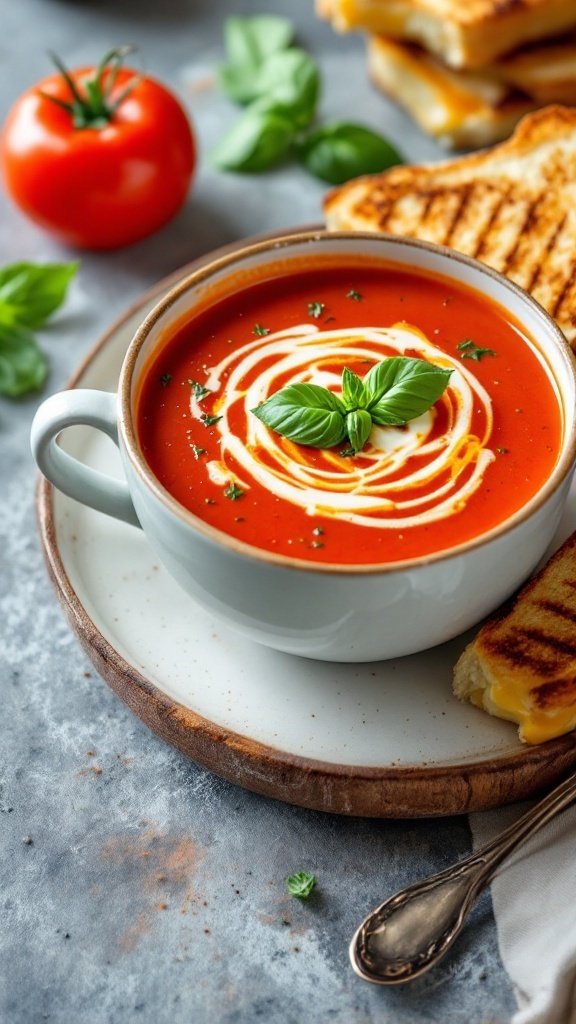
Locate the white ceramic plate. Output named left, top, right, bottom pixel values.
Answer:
left=37, top=247, right=576, bottom=817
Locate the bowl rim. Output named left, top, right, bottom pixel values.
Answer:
left=119, top=229, right=576, bottom=576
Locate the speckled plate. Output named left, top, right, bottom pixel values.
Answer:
left=37, top=241, right=576, bottom=817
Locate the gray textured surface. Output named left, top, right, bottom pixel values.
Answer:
left=0, top=2, right=517, bottom=1021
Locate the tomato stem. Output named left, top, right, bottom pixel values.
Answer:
left=40, top=46, right=140, bottom=129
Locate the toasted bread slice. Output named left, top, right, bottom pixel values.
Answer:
left=368, top=35, right=538, bottom=149
left=317, top=0, right=576, bottom=69
left=324, top=106, right=576, bottom=347
left=453, top=533, right=576, bottom=744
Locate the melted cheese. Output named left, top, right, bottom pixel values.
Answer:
left=478, top=679, right=576, bottom=745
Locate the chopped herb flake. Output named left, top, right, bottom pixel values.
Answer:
left=204, top=497, right=216, bottom=505
left=339, top=446, right=356, bottom=458
left=308, top=301, right=325, bottom=319
left=457, top=339, right=496, bottom=362
left=160, top=373, right=172, bottom=387
left=201, top=413, right=223, bottom=427
left=191, top=444, right=207, bottom=459
left=310, top=540, right=324, bottom=549
left=497, top=447, right=509, bottom=454
left=286, top=872, right=317, bottom=900
left=346, top=289, right=362, bottom=301
left=312, top=526, right=324, bottom=536
left=189, top=379, right=211, bottom=400
left=253, top=323, right=270, bottom=337
left=224, top=482, right=244, bottom=500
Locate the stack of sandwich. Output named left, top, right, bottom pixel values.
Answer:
left=318, top=0, right=576, bottom=148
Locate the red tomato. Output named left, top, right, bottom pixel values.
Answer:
left=0, top=52, right=196, bottom=249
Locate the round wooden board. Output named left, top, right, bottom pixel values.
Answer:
left=36, top=236, right=576, bottom=817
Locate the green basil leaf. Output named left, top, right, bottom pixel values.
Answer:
left=0, top=324, right=48, bottom=397
left=296, top=122, right=403, bottom=185
left=251, top=49, right=319, bottom=129
left=212, top=106, right=294, bottom=171
left=346, top=409, right=372, bottom=453
left=365, top=357, right=452, bottom=425
left=286, top=871, right=316, bottom=899
left=219, top=15, right=293, bottom=103
left=218, top=65, right=261, bottom=105
left=341, top=367, right=367, bottom=411
left=0, top=262, right=78, bottom=330
left=252, top=383, right=346, bottom=448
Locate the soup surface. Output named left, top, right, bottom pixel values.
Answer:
left=137, top=263, right=562, bottom=565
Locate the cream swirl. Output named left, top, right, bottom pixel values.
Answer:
left=190, top=324, right=495, bottom=528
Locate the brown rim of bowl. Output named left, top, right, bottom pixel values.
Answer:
left=119, top=229, right=576, bottom=576
left=36, top=232, right=576, bottom=817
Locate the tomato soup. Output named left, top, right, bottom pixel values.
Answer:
left=136, top=263, right=562, bottom=565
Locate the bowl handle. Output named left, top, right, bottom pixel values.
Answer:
left=31, top=389, right=140, bottom=528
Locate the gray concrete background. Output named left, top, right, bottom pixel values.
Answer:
left=0, top=2, right=517, bottom=1021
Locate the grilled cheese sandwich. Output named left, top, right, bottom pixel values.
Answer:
left=317, top=0, right=576, bottom=69
left=454, top=533, right=576, bottom=744
left=368, top=34, right=539, bottom=149
left=324, top=106, right=576, bottom=347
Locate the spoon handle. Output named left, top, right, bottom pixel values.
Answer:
left=351, top=766, right=576, bottom=985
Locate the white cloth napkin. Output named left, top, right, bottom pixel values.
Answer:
left=469, top=801, right=576, bottom=1023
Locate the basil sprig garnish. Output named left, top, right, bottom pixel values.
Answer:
left=213, top=15, right=404, bottom=181
left=252, top=357, right=452, bottom=454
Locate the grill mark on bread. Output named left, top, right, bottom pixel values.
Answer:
left=551, top=267, right=574, bottom=318
left=516, top=626, right=576, bottom=659
left=420, top=193, right=434, bottom=221
left=551, top=261, right=576, bottom=319
left=501, top=196, right=538, bottom=273
left=535, top=597, right=576, bottom=625
left=482, top=634, right=557, bottom=675
left=525, top=213, right=567, bottom=293
left=473, top=188, right=512, bottom=259
left=530, top=676, right=576, bottom=709
left=441, top=185, right=473, bottom=246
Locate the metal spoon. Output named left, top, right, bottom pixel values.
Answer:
left=350, top=767, right=576, bottom=985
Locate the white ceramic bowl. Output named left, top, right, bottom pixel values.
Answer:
left=31, top=232, right=576, bottom=661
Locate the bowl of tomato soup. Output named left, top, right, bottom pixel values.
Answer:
left=31, top=232, right=576, bottom=661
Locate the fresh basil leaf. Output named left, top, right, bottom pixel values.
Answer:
left=286, top=871, right=316, bottom=899
left=0, top=262, right=78, bottom=330
left=0, top=324, right=48, bottom=397
left=218, top=65, right=261, bottom=105
left=251, top=49, right=319, bottom=129
left=346, top=409, right=372, bottom=453
left=252, top=382, right=346, bottom=448
left=365, top=357, right=452, bottom=425
left=212, top=105, right=294, bottom=171
left=219, top=15, right=293, bottom=103
left=341, top=367, right=367, bottom=411
left=296, top=122, right=403, bottom=185
left=224, top=16, right=293, bottom=72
